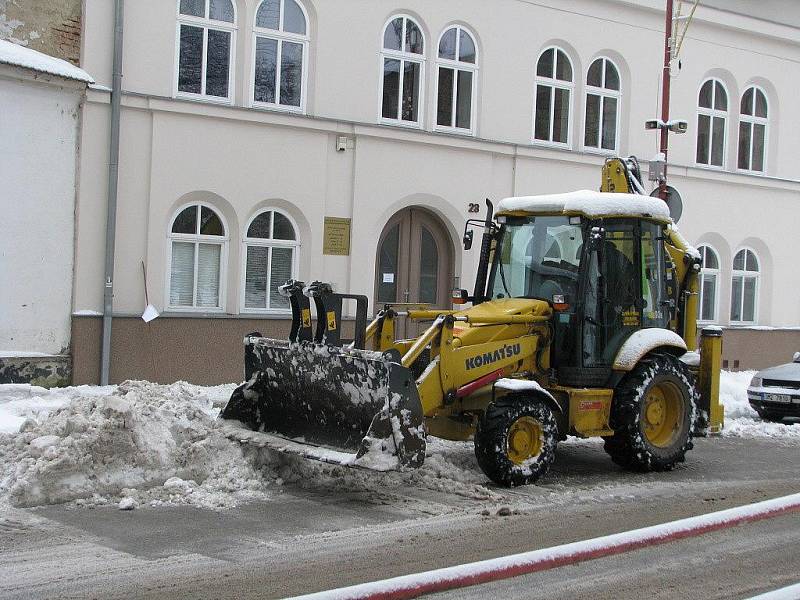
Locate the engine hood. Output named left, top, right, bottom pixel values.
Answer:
left=755, top=361, right=800, bottom=381
left=451, top=298, right=551, bottom=345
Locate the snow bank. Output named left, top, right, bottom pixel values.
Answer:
left=0, top=38, right=93, bottom=82
left=0, top=381, right=500, bottom=509
left=0, top=383, right=114, bottom=434
left=1, top=370, right=795, bottom=511
left=719, top=370, right=800, bottom=439
left=0, top=381, right=271, bottom=509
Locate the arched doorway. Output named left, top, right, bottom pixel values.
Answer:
left=375, top=207, right=454, bottom=335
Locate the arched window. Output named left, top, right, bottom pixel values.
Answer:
left=533, top=47, right=573, bottom=146
left=168, top=203, right=227, bottom=309
left=176, top=0, right=235, bottom=100
left=697, top=245, right=719, bottom=322
left=696, top=78, right=727, bottom=167
left=381, top=15, right=425, bottom=125
left=252, top=0, right=309, bottom=111
left=731, top=248, right=759, bottom=323
left=738, top=86, right=768, bottom=173
left=583, top=57, right=620, bottom=151
left=243, top=210, right=299, bottom=311
left=435, top=25, right=477, bottom=133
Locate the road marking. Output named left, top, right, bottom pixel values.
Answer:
left=288, top=492, right=800, bottom=600
left=746, top=582, right=800, bottom=600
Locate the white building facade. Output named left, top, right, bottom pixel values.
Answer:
left=0, top=40, right=91, bottom=384
left=72, top=0, right=800, bottom=383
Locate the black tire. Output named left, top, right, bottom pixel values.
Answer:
left=474, top=395, right=558, bottom=487
left=603, top=353, right=697, bottom=472
left=758, top=411, right=785, bottom=423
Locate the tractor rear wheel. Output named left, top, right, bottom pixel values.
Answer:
left=474, top=395, right=558, bottom=487
left=603, top=353, right=697, bottom=472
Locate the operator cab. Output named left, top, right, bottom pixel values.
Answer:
left=485, top=192, right=677, bottom=387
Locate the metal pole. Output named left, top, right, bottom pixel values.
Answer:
left=100, top=0, right=124, bottom=385
left=659, top=0, right=674, bottom=201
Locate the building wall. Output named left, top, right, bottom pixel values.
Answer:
left=0, top=0, right=82, bottom=64
left=0, top=65, right=83, bottom=354
left=73, top=0, right=800, bottom=382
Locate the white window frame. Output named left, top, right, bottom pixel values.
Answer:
left=737, top=86, right=769, bottom=175
left=730, top=247, right=760, bottom=325
left=379, top=14, right=426, bottom=129
left=697, top=245, right=720, bottom=324
left=532, top=46, right=574, bottom=148
left=695, top=78, right=728, bottom=169
left=240, top=209, right=301, bottom=314
left=250, top=0, right=310, bottom=114
left=174, top=0, right=237, bottom=105
left=166, top=202, right=229, bottom=312
left=582, top=56, right=621, bottom=153
left=434, top=25, right=478, bottom=136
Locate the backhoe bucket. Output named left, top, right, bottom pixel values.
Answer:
left=220, top=281, right=426, bottom=470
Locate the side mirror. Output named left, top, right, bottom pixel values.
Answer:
left=793, top=351, right=800, bottom=363
left=463, top=229, right=474, bottom=251
left=452, top=288, right=470, bottom=305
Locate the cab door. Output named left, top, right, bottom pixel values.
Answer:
left=581, top=218, right=670, bottom=370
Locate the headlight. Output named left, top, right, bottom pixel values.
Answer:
left=750, top=376, right=762, bottom=388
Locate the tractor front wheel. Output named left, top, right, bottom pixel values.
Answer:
left=603, top=353, right=697, bottom=472
left=474, top=395, right=558, bottom=487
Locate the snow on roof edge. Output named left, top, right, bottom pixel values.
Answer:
left=497, top=190, right=671, bottom=221
left=0, top=39, right=93, bottom=84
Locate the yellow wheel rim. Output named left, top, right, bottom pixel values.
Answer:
left=642, top=382, right=683, bottom=448
left=507, top=416, right=543, bottom=465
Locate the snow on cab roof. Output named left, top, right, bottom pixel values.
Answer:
left=0, top=39, right=93, bottom=83
left=497, top=190, right=671, bottom=221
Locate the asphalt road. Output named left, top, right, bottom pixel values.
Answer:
left=2, top=436, right=799, bottom=599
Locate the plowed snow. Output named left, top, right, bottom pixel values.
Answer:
left=0, top=371, right=796, bottom=510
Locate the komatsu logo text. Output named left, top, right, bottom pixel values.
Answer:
left=465, top=344, right=521, bottom=370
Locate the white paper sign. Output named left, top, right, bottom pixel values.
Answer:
left=141, top=304, right=160, bottom=323
left=382, top=273, right=395, bottom=284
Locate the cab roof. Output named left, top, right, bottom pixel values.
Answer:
left=496, top=190, right=672, bottom=222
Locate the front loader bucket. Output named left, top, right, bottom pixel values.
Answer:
left=221, top=336, right=426, bottom=470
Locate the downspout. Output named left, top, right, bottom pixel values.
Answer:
left=100, top=0, right=124, bottom=385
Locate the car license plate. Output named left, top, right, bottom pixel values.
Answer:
left=766, top=393, right=791, bottom=403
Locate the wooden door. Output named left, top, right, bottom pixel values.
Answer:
left=375, top=208, right=453, bottom=338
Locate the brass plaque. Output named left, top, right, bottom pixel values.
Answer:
left=323, top=217, right=351, bottom=256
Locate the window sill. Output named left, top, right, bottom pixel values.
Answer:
left=736, top=168, right=767, bottom=177
left=165, top=307, right=225, bottom=314
left=531, top=139, right=572, bottom=150
left=175, top=92, right=234, bottom=106
left=250, top=101, right=305, bottom=115
left=433, top=124, right=475, bottom=136
left=582, top=145, right=618, bottom=156
left=693, top=162, right=727, bottom=172
left=378, top=118, right=423, bottom=130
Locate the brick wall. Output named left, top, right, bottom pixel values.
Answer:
left=0, top=0, right=82, bottom=65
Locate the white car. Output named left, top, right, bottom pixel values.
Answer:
left=748, top=352, right=800, bottom=422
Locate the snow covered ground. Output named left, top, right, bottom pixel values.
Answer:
left=0, top=371, right=796, bottom=512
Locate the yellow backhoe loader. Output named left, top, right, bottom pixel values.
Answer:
left=221, top=157, right=723, bottom=486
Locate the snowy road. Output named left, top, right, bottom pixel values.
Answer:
left=2, top=436, right=799, bottom=599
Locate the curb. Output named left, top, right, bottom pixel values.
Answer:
left=289, top=492, right=800, bottom=600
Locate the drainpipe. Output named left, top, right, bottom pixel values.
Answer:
left=100, top=0, right=124, bottom=385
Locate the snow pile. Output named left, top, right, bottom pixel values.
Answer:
left=0, top=38, right=93, bottom=82
left=0, top=383, right=115, bottom=434
left=719, top=370, right=800, bottom=438
left=719, top=370, right=758, bottom=420
left=0, top=380, right=272, bottom=509
left=0, top=381, right=501, bottom=509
